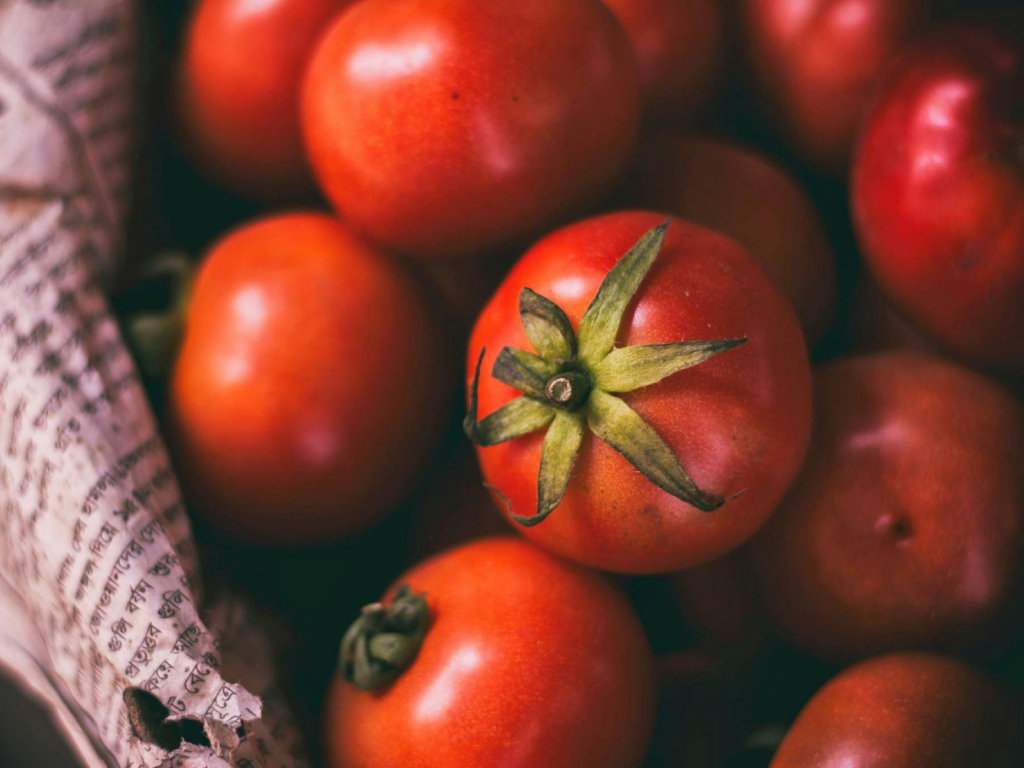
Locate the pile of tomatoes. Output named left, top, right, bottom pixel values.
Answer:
left=124, top=1, right=1024, bottom=766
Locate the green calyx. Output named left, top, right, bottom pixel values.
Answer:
left=464, top=220, right=747, bottom=527
left=115, top=251, right=194, bottom=380
left=340, top=585, right=430, bottom=692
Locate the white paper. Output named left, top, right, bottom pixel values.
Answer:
left=0, top=1, right=307, bottom=765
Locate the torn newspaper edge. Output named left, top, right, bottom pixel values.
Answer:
left=0, top=2, right=307, bottom=765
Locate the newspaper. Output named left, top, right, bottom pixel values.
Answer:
left=0, top=1, right=306, bottom=765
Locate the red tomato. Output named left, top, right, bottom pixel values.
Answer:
left=467, top=212, right=811, bottom=574
left=324, top=538, right=655, bottom=768
left=852, top=24, right=1024, bottom=369
left=749, top=352, right=1024, bottom=661
left=169, top=214, right=449, bottom=545
left=176, top=0, right=355, bottom=197
left=601, top=0, right=725, bottom=123
left=629, top=135, right=836, bottom=344
left=773, top=653, right=1023, bottom=767
left=742, top=0, right=930, bottom=172
left=301, top=0, right=640, bottom=260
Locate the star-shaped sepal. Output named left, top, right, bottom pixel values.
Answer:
left=465, top=221, right=747, bottom=526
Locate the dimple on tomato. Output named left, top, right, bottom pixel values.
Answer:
left=301, top=0, right=641, bottom=260
left=168, top=213, right=450, bottom=545
left=465, top=212, right=812, bottom=574
left=749, top=351, right=1024, bottom=661
left=176, top=0, right=356, bottom=197
left=324, top=537, right=655, bottom=768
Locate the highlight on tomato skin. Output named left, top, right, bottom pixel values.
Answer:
left=851, top=22, right=1024, bottom=370
left=175, top=0, right=358, bottom=198
left=324, top=537, right=656, bottom=768
left=772, top=654, right=1024, bottom=768
left=748, top=351, right=1024, bottom=663
left=466, top=211, right=812, bottom=575
left=168, top=213, right=452, bottom=546
left=628, top=135, right=837, bottom=346
left=300, top=0, right=642, bottom=261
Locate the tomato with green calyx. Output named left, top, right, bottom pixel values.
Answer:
left=324, top=537, right=655, bottom=768
left=465, top=212, right=812, bottom=574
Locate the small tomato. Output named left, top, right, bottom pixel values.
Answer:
left=169, top=214, right=449, bottom=545
left=325, top=538, right=655, bottom=768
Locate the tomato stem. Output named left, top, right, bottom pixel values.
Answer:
left=340, top=585, right=430, bottom=691
left=465, top=221, right=746, bottom=526
left=545, top=369, right=591, bottom=410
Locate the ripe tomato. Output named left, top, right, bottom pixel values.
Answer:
left=176, top=0, right=355, bottom=197
left=773, top=653, right=1023, bottom=767
left=741, top=0, right=930, bottom=172
left=601, top=0, right=724, bottom=123
left=852, top=24, right=1024, bottom=369
left=301, top=0, right=640, bottom=260
left=749, top=352, right=1024, bottom=661
left=169, top=214, right=449, bottom=545
left=629, top=135, right=836, bottom=344
left=466, top=212, right=811, bottom=574
left=324, top=538, right=655, bottom=768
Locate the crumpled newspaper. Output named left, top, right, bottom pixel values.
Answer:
left=0, top=1, right=307, bottom=765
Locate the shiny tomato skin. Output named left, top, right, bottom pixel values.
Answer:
left=742, top=0, right=930, bottom=172
left=629, top=135, right=836, bottom=344
left=852, top=25, right=1024, bottom=369
left=601, top=0, right=724, bottom=123
left=301, top=0, right=641, bottom=260
left=749, top=352, right=1024, bottom=662
left=772, top=653, right=1023, bottom=768
left=468, top=212, right=812, bottom=574
left=176, top=0, right=355, bottom=197
left=324, top=537, right=655, bottom=768
left=169, top=214, right=449, bottom=545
